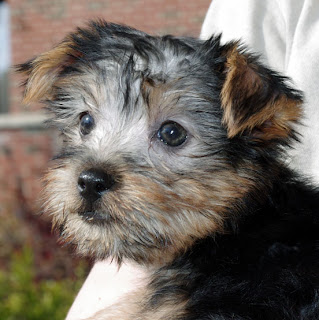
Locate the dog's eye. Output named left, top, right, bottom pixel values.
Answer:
left=157, top=121, right=187, bottom=147
left=80, top=113, right=95, bottom=135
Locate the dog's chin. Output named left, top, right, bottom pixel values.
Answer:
left=78, top=211, right=111, bottom=225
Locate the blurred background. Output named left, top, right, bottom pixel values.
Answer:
left=0, top=0, right=211, bottom=318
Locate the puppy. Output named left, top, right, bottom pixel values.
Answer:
left=18, top=21, right=319, bottom=319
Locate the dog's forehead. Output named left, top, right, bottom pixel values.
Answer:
left=72, top=23, right=203, bottom=82
left=130, top=41, right=195, bottom=78
left=69, top=32, right=204, bottom=117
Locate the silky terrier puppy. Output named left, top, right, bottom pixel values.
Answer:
left=18, top=21, right=319, bottom=319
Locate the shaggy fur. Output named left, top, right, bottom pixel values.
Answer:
left=18, top=21, right=319, bottom=319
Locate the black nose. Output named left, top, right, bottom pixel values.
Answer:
left=78, top=168, right=115, bottom=203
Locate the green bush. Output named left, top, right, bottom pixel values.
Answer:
left=0, top=246, right=87, bottom=320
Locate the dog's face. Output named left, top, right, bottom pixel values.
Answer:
left=19, top=22, right=302, bottom=264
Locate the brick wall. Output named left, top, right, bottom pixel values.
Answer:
left=0, top=0, right=211, bottom=274
left=10, top=0, right=211, bottom=112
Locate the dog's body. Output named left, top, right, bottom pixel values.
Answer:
left=19, top=22, right=319, bottom=319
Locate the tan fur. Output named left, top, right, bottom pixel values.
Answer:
left=221, top=45, right=302, bottom=139
left=22, top=37, right=81, bottom=104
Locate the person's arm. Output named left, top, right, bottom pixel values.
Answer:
left=66, top=260, right=148, bottom=320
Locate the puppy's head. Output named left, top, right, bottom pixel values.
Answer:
left=18, top=21, right=302, bottom=264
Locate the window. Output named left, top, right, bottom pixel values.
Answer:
left=0, top=1, right=10, bottom=113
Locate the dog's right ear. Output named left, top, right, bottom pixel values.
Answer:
left=17, top=37, right=82, bottom=105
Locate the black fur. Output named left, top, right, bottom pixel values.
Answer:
left=149, top=168, right=319, bottom=319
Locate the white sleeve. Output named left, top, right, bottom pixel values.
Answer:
left=200, top=0, right=319, bottom=183
left=200, top=0, right=288, bottom=73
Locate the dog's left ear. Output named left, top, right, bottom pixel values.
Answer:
left=219, top=42, right=302, bottom=141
